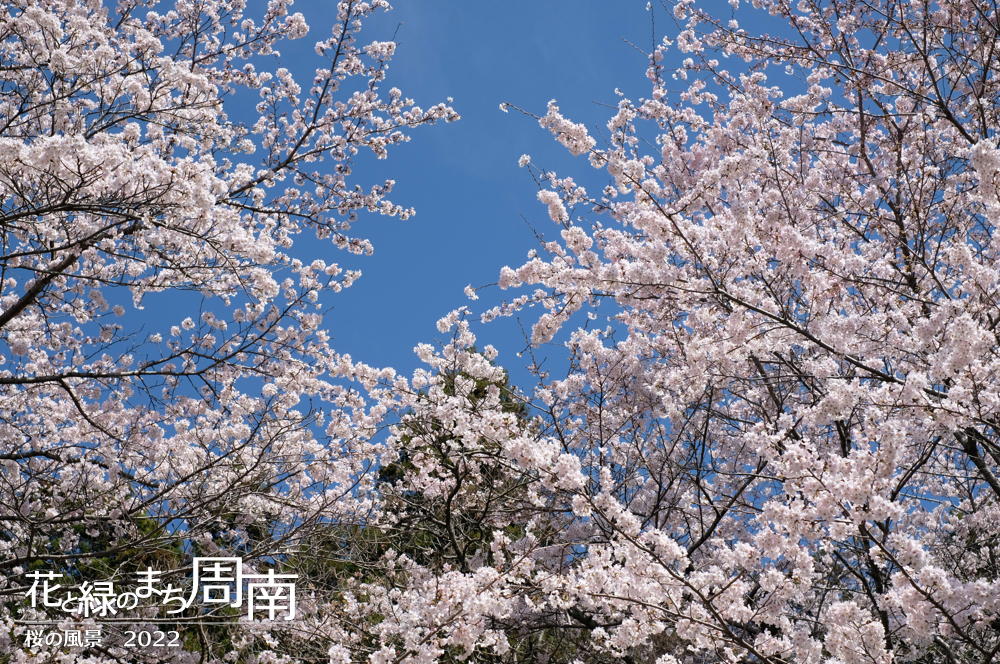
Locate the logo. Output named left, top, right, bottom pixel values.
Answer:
left=17, top=557, right=298, bottom=649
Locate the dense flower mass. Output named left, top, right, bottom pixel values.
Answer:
left=474, top=0, right=1000, bottom=660
left=3, top=0, right=1000, bottom=663
left=0, top=0, right=459, bottom=661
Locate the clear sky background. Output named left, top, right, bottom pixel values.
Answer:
left=269, top=1, right=709, bottom=387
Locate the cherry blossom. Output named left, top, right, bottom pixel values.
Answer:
left=0, top=0, right=456, bottom=662
left=7, top=0, right=1000, bottom=661
left=450, top=0, right=1000, bottom=660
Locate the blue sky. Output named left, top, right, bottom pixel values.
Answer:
left=268, top=1, right=667, bottom=387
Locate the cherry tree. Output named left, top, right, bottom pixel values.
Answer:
left=0, top=0, right=457, bottom=660
left=374, top=0, right=1000, bottom=661
left=6, top=0, right=1000, bottom=661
